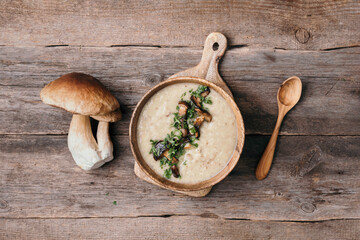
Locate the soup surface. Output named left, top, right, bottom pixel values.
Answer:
left=137, top=83, right=237, bottom=184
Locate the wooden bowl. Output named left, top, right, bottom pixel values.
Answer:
left=129, top=76, right=245, bottom=192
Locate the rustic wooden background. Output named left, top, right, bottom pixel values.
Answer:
left=1, top=1, right=360, bottom=239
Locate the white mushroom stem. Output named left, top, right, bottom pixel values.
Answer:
left=97, top=121, right=114, bottom=163
left=67, top=114, right=114, bottom=170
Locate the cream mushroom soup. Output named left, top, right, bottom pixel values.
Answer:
left=137, top=83, right=237, bottom=184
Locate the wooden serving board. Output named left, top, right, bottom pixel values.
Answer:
left=134, top=32, right=233, bottom=197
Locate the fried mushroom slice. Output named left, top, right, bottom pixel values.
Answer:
left=192, top=127, right=200, bottom=138
left=178, top=101, right=189, bottom=117
left=195, top=108, right=212, bottom=122
left=189, top=125, right=200, bottom=138
left=190, top=87, right=211, bottom=108
left=152, top=141, right=167, bottom=160
left=180, top=128, right=188, bottom=137
left=200, top=87, right=210, bottom=98
left=178, top=101, right=189, bottom=137
left=184, top=143, right=193, bottom=149
left=193, top=115, right=205, bottom=127
left=171, top=165, right=180, bottom=178
left=190, top=95, right=202, bottom=108
left=189, top=115, right=204, bottom=138
left=153, top=141, right=179, bottom=164
left=163, top=150, right=179, bottom=164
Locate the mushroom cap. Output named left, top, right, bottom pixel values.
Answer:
left=40, top=72, right=120, bottom=121
left=92, top=108, right=122, bottom=122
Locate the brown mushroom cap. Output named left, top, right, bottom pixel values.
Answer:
left=92, top=108, right=122, bottom=122
left=40, top=73, right=120, bottom=121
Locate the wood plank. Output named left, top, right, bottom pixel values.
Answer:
left=1, top=217, right=360, bottom=240
left=0, top=0, right=359, bottom=50
left=1, top=135, right=359, bottom=221
left=1, top=46, right=359, bottom=135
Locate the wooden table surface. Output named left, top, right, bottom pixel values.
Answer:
left=1, top=1, right=360, bottom=239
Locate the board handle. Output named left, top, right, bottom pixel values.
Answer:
left=170, top=32, right=233, bottom=97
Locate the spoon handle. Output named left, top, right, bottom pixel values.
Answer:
left=255, top=115, right=284, bottom=180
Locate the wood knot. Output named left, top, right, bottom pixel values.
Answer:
left=300, top=203, right=316, bottom=213
left=0, top=200, right=8, bottom=209
left=144, top=74, right=163, bottom=87
left=275, top=192, right=283, bottom=197
left=295, top=28, right=310, bottom=44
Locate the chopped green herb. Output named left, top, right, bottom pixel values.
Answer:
left=175, top=148, right=185, bottom=158
left=105, top=192, right=109, bottom=196
left=189, top=85, right=212, bottom=108
left=160, top=157, right=167, bottom=169
left=187, top=104, right=196, bottom=118
left=189, top=126, right=196, bottom=134
left=149, top=140, right=159, bottom=155
left=189, top=136, right=198, bottom=147
left=203, top=97, right=212, bottom=104
left=190, top=85, right=207, bottom=99
left=168, top=147, right=177, bottom=159
left=172, top=113, right=182, bottom=129
left=164, top=169, right=172, bottom=179
left=113, top=201, right=117, bottom=205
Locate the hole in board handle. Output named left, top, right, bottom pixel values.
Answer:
left=212, top=42, right=219, bottom=51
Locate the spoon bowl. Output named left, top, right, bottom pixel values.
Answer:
left=278, top=77, right=302, bottom=107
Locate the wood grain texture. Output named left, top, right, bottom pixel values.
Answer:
left=1, top=134, right=359, bottom=221
left=1, top=217, right=360, bottom=240
left=0, top=0, right=359, bottom=50
left=1, top=1, right=359, bottom=237
left=0, top=46, right=359, bottom=135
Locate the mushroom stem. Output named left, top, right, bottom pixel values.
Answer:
left=67, top=114, right=106, bottom=170
left=96, top=121, right=114, bottom=164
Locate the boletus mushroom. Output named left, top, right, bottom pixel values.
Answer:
left=40, top=72, right=122, bottom=170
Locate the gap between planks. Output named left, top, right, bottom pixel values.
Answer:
left=2, top=215, right=360, bottom=224
left=0, top=44, right=359, bottom=51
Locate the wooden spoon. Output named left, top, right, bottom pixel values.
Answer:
left=255, top=76, right=302, bottom=180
